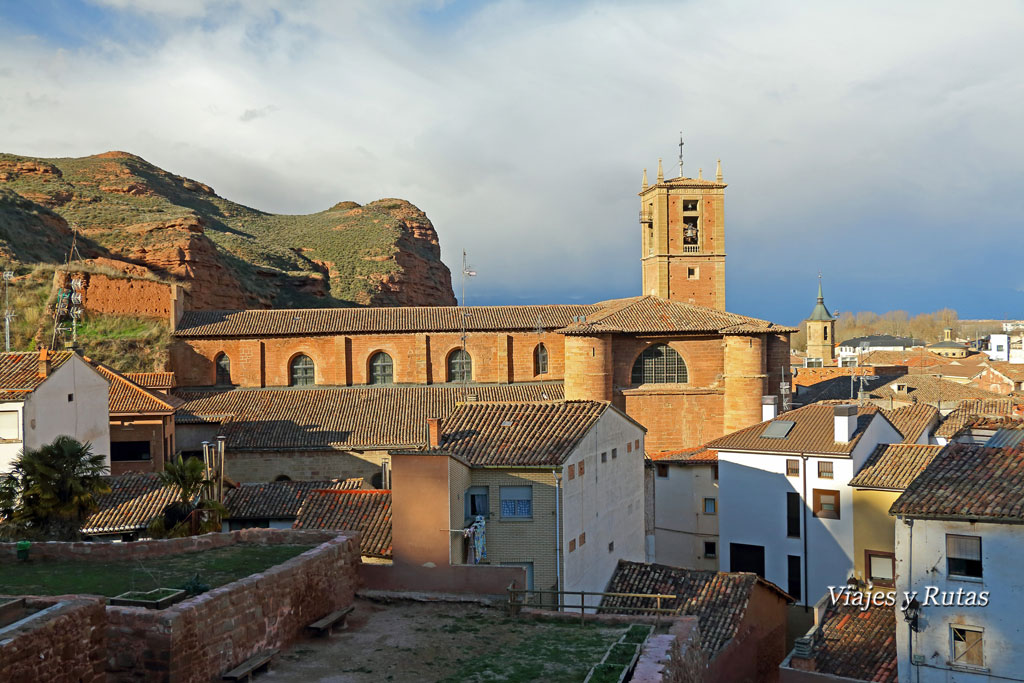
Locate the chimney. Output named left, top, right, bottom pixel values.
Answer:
left=37, top=348, right=51, bottom=379
left=762, top=395, right=778, bottom=421
left=427, top=417, right=441, bottom=448
left=834, top=405, right=857, bottom=443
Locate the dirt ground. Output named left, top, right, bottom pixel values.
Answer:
left=263, top=597, right=628, bottom=683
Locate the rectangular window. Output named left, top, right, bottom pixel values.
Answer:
left=682, top=199, right=699, bottom=212
left=67, top=393, right=74, bottom=402
left=612, top=448, right=618, bottom=459
left=687, top=267, right=698, bottom=280
left=500, top=486, right=533, bottom=519
left=703, top=497, right=717, bottom=515
left=704, top=541, right=717, bottom=559
left=627, top=442, right=632, bottom=453
left=578, top=532, right=586, bottom=546
left=465, top=486, right=489, bottom=521
left=569, top=539, right=576, bottom=553
left=951, top=626, right=984, bottom=668
left=946, top=535, right=983, bottom=579
left=635, top=439, right=640, bottom=450
left=786, top=459, right=799, bottom=477
left=866, top=550, right=895, bottom=587
left=805, top=358, right=824, bottom=368
left=818, top=461, right=834, bottom=479
left=110, top=441, right=151, bottom=462
left=656, top=463, right=669, bottom=478
left=0, top=411, right=19, bottom=440
left=787, top=492, right=801, bottom=537
left=813, top=489, right=840, bottom=520
left=568, top=464, right=575, bottom=480
left=601, top=452, right=607, bottom=463
left=840, top=357, right=857, bottom=367
left=788, top=555, right=802, bottom=601
left=712, top=464, right=718, bottom=480
left=608, top=541, right=614, bottom=553
left=578, top=460, right=585, bottom=476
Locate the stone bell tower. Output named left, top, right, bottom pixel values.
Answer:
left=804, top=275, right=836, bottom=364
left=639, top=151, right=726, bottom=310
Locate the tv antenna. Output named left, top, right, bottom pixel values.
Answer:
left=50, top=225, right=86, bottom=349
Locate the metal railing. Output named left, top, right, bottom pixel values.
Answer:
left=507, top=584, right=678, bottom=626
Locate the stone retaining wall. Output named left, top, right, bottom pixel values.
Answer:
left=631, top=617, right=706, bottom=683
left=0, top=597, right=106, bottom=683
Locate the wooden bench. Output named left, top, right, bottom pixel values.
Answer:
left=306, top=605, right=355, bottom=636
left=222, top=649, right=278, bottom=682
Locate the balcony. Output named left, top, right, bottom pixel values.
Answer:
left=639, top=211, right=653, bottom=225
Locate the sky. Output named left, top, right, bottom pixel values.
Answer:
left=1, top=0, right=1022, bottom=324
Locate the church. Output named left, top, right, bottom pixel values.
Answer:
left=169, top=158, right=794, bottom=482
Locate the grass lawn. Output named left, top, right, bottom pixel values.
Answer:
left=0, top=544, right=313, bottom=598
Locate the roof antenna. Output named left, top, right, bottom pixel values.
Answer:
left=678, top=132, right=684, bottom=178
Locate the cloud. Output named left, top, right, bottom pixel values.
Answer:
left=0, top=0, right=1022, bottom=322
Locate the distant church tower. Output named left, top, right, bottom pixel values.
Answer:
left=639, top=149, right=726, bottom=310
left=804, top=276, right=836, bottom=364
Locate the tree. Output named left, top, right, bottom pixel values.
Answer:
left=0, top=436, right=110, bottom=541
left=150, top=455, right=223, bottom=538
left=159, top=455, right=211, bottom=507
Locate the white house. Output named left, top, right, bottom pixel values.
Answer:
left=891, top=439, right=1024, bottom=682
left=709, top=402, right=902, bottom=607
left=0, top=349, right=111, bottom=472
left=649, top=447, right=719, bottom=570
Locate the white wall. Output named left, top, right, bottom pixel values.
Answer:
left=986, top=334, right=1010, bottom=361
left=0, top=401, right=25, bottom=473
left=561, top=408, right=646, bottom=609
left=22, top=356, right=110, bottom=470
left=653, top=462, right=718, bottom=570
left=895, top=518, right=1022, bottom=682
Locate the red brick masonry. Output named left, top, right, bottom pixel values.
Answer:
left=0, top=597, right=107, bottom=683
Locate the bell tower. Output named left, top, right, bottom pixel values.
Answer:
left=639, top=149, right=726, bottom=310
left=804, top=275, right=836, bottom=364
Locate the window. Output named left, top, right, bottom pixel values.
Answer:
left=608, top=541, right=614, bottom=553
left=448, top=348, right=472, bottom=383
left=712, top=464, right=718, bottom=480
left=274, top=474, right=292, bottom=482
left=682, top=216, right=699, bottom=245
left=569, top=539, right=576, bottom=552
left=369, top=352, right=394, bottom=385
left=787, top=492, right=801, bottom=537
left=0, top=411, right=19, bottom=440
left=655, top=463, right=669, bottom=478
left=534, top=344, right=548, bottom=375
left=578, top=532, right=586, bottom=546
left=289, top=354, right=315, bottom=386
left=110, top=441, right=151, bottom=462
left=704, top=541, right=717, bottom=559
left=788, top=555, right=802, bottom=601
left=866, top=551, right=895, bottom=587
left=786, top=459, right=799, bottom=477
left=823, top=327, right=828, bottom=341
left=635, top=439, right=640, bottom=450
left=465, top=486, right=489, bottom=520
left=631, top=344, right=688, bottom=385
left=568, top=464, right=575, bottom=480
left=951, top=626, right=984, bottom=668
left=818, top=461, right=834, bottom=479
left=627, top=442, right=632, bottom=453
left=215, top=353, right=231, bottom=386
left=840, top=357, right=857, bottom=367
left=805, top=358, right=823, bottom=368
left=946, top=535, right=983, bottom=579
left=500, top=486, right=532, bottom=519
left=682, top=199, right=698, bottom=212
left=601, top=452, right=607, bottom=463
left=813, top=489, right=840, bottom=520
left=687, top=267, right=698, bottom=280
left=67, top=393, right=74, bottom=402
left=578, top=460, right=585, bottom=476
left=703, top=498, right=717, bottom=515
left=612, top=448, right=618, bottom=459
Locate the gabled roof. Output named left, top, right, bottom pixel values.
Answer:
left=173, top=296, right=794, bottom=339
left=881, top=404, right=939, bottom=443
left=985, top=361, right=1024, bottom=383
left=436, top=400, right=634, bottom=466
left=849, top=444, right=943, bottom=490
left=796, top=374, right=899, bottom=405
left=0, top=350, right=74, bottom=401
left=81, top=473, right=177, bottom=535
left=870, top=375, right=1005, bottom=405
left=890, top=443, right=1024, bottom=522
left=223, top=478, right=365, bottom=520
left=789, top=602, right=896, bottom=683
left=292, top=489, right=392, bottom=558
left=174, top=382, right=565, bottom=451
left=935, top=399, right=1024, bottom=439
left=94, top=364, right=175, bottom=415
left=599, top=560, right=791, bottom=657
left=126, top=372, right=175, bottom=390
left=706, top=404, right=883, bottom=456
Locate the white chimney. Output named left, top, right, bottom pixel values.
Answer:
left=834, top=405, right=857, bottom=443
left=762, top=395, right=778, bottom=421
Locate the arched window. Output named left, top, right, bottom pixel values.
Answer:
left=631, top=344, right=688, bottom=385
left=534, top=343, right=548, bottom=375
left=214, top=353, right=231, bottom=386
left=448, top=348, right=472, bottom=383
left=369, top=352, right=394, bottom=385
left=274, top=474, right=291, bottom=482
left=289, top=354, right=315, bottom=386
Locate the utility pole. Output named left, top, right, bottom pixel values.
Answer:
left=2, top=269, right=13, bottom=352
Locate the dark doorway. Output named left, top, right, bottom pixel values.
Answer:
left=730, top=543, right=766, bottom=577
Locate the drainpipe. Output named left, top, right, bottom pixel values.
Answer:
left=906, top=517, right=916, bottom=683
left=553, top=469, right=563, bottom=602
left=801, top=452, right=809, bottom=611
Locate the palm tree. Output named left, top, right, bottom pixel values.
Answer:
left=0, top=436, right=110, bottom=541
left=153, top=455, right=221, bottom=536
left=158, top=455, right=212, bottom=506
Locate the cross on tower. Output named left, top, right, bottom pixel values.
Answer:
left=678, top=133, right=684, bottom=178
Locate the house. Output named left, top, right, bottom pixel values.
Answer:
left=292, top=488, right=392, bottom=559
left=970, top=360, right=1024, bottom=395
left=389, top=400, right=646, bottom=606
left=709, top=403, right=902, bottom=607
left=648, top=446, right=719, bottom=570
left=221, top=477, right=365, bottom=530
left=837, top=335, right=927, bottom=356
left=601, top=559, right=792, bottom=682
left=81, top=472, right=178, bottom=541
left=94, top=364, right=178, bottom=476
left=0, top=349, right=111, bottom=473
left=933, top=399, right=1024, bottom=445
left=868, top=375, right=1005, bottom=412
left=890, top=441, right=1024, bottom=681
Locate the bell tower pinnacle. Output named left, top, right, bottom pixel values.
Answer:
left=804, top=273, right=836, bottom=364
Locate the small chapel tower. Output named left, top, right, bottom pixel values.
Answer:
left=804, top=275, right=836, bottom=365
left=639, top=145, right=726, bottom=310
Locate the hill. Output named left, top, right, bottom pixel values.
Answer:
left=0, top=151, right=455, bottom=310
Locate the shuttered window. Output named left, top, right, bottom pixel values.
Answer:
left=946, top=535, right=983, bottom=578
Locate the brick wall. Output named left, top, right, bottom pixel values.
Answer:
left=56, top=270, right=177, bottom=321
left=109, top=418, right=167, bottom=476
left=723, top=335, right=767, bottom=434
left=0, top=597, right=106, bottom=683
left=224, top=448, right=387, bottom=483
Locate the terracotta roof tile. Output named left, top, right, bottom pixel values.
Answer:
left=82, top=473, right=177, bottom=535
left=849, top=444, right=943, bottom=490
left=0, top=350, right=74, bottom=401
left=293, top=489, right=392, bottom=558
left=890, top=443, right=1024, bottom=521
left=648, top=447, right=718, bottom=463
left=223, top=478, right=365, bottom=520
left=985, top=361, right=1024, bottom=383
left=437, top=400, right=620, bottom=466
left=95, top=364, right=175, bottom=414
left=126, top=372, right=175, bottom=390
left=934, top=399, right=1024, bottom=439
left=794, top=602, right=896, bottom=683
left=600, top=560, right=790, bottom=657
left=556, top=296, right=794, bottom=335
left=870, top=375, right=1005, bottom=405
left=881, top=404, right=939, bottom=443
left=173, top=383, right=564, bottom=450
left=706, top=404, right=882, bottom=456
